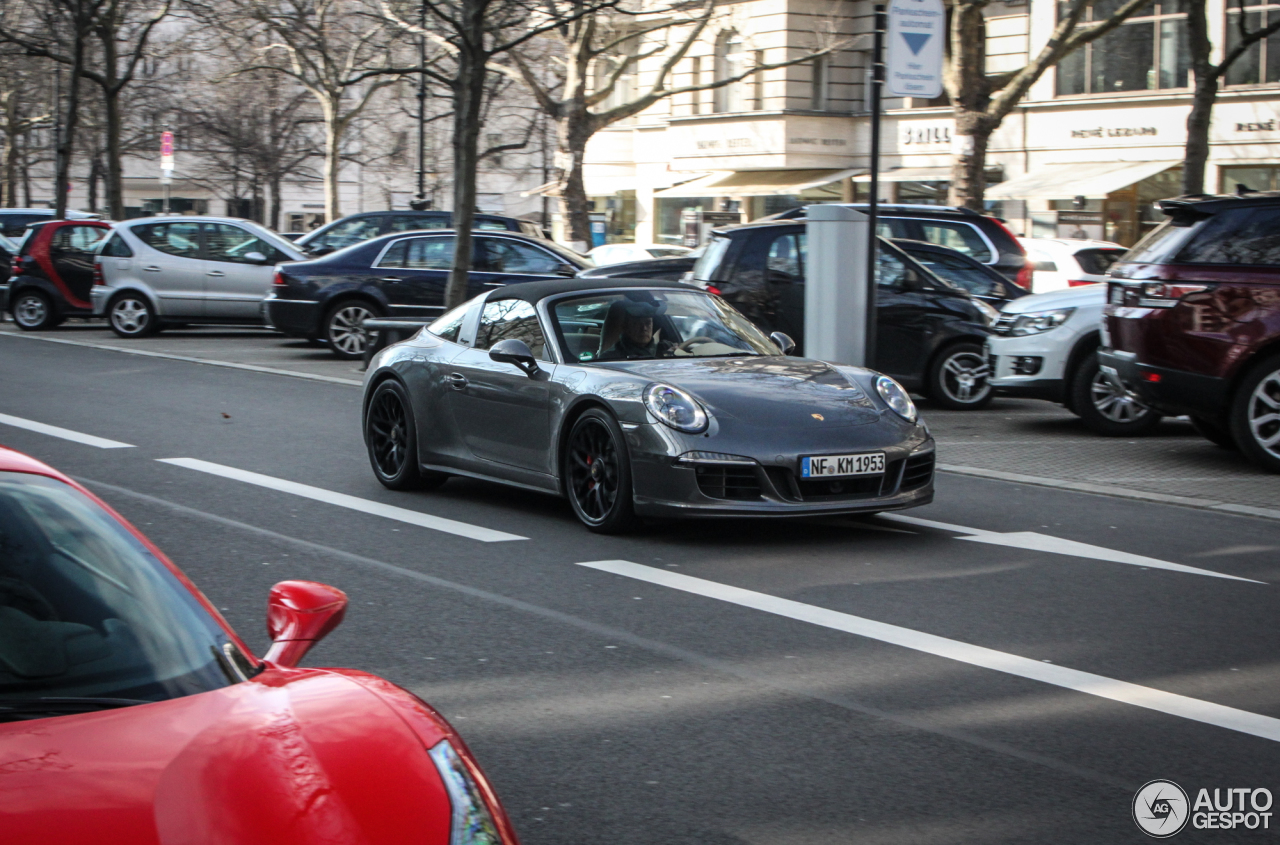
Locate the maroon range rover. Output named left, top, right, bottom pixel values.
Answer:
left=1098, top=193, right=1280, bottom=471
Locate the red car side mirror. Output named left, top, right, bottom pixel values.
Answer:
left=264, top=580, right=348, bottom=668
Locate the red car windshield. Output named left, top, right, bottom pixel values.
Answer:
left=0, top=472, right=250, bottom=715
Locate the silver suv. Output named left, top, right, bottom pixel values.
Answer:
left=93, top=216, right=305, bottom=337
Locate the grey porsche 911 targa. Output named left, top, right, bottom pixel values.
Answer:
left=361, top=278, right=935, bottom=532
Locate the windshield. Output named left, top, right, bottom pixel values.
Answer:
left=551, top=289, right=780, bottom=362
left=239, top=221, right=305, bottom=259
left=0, top=473, right=249, bottom=714
left=690, top=235, right=731, bottom=281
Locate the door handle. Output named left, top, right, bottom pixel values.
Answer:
left=207, top=270, right=226, bottom=277
left=143, top=265, right=161, bottom=272
left=445, top=373, right=468, bottom=390
left=381, top=277, right=403, bottom=283
left=482, top=281, right=504, bottom=287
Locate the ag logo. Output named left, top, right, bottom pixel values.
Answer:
left=1133, top=780, right=1190, bottom=838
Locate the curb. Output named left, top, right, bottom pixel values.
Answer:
left=939, top=463, right=1280, bottom=523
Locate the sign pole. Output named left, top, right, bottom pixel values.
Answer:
left=865, top=4, right=886, bottom=371
left=160, top=128, right=175, bottom=214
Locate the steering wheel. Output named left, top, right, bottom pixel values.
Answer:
left=676, top=336, right=715, bottom=352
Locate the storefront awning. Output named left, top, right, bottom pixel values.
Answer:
left=654, top=168, right=864, bottom=198
left=852, top=166, right=1002, bottom=183
left=985, top=161, right=1180, bottom=201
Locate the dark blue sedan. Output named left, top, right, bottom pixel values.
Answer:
left=265, top=229, right=591, bottom=358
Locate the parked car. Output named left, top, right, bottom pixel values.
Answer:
left=989, top=284, right=1161, bottom=435
left=267, top=229, right=590, bottom=359
left=0, top=446, right=520, bottom=844
left=586, top=243, right=692, bottom=265
left=6, top=219, right=111, bottom=330
left=362, top=278, right=934, bottom=532
left=1100, top=192, right=1280, bottom=469
left=0, top=208, right=99, bottom=239
left=689, top=220, right=999, bottom=409
left=296, top=210, right=547, bottom=256
left=1019, top=237, right=1127, bottom=293
left=577, top=255, right=697, bottom=281
left=92, top=216, right=307, bottom=338
left=765, top=203, right=1032, bottom=286
left=891, top=238, right=1029, bottom=305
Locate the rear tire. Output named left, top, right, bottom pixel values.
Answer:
left=11, top=290, right=58, bottom=331
left=1070, top=354, right=1162, bottom=436
left=563, top=409, right=637, bottom=534
left=365, top=379, right=448, bottom=491
left=1229, top=355, right=1280, bottom=473
left=107, top=293, right=158, bottom=338
left=325, top=300, right=380, bottom=360
left=1190, top=415, right=1237, bottom=450
left=925, top=342, right=993, bottom=410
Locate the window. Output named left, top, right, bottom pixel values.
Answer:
left=877, top=247, right=923, bottom=288
left=132, top=222, right=202, bottom=258
left=1056, top=0, right=1189, bottom=95
left=1220, top=165, right=1280, bottom=193
left=766, top=233, right=806, bottom=282
left=811, top=54, right=829, bottom=111
left=908, top=251, right=1003, bottom=297
left=917, top=221, right=995, bottom=262
left=476, top=218, right=514, bottom=231
left=51, top=225, right=106, bottom=253
left=1226, top=3, right=1280, bottom=85
left=474, top=298, right=548, bottom=359
left=714, top=31, right=750, bottom=113
left=690, top=57, right=702, bottom=115
left=203, top=223, right=287, bottom=264
left=1, top=214, right=49, bottom=238
left=477, top=238, right=562, bottom=274
left=376, top=236, right=455, bottom=270
left=99, top=233, right=134, bottom=258
left=1074, top=248, right=1126, bottom=275
left=310, top=216, right=384, bottom=251
left=1176, top=207, right=1280, bottom=264
left=428, top=301, right=470, bottom=342
left=387, top=214, right=448, bottom=233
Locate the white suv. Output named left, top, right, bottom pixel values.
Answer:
left=987, top=285, right=1160, bottom=435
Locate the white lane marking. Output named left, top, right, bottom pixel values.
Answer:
left=577, top=560, right=1280, bottom=743
left=880, top=513, right=1258, bottom=583
left=157, top=457, right=525, bottom=543
left=0, top=412, right=134, bottom=449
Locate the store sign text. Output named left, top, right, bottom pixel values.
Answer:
left=696, top=138, right=757, bottom=150
left=1236, top=120, right=1276, bottom=132
left=902, top=125, right=951, bottom=145
left=1071, top=126, right=1158, bottom=139
left=788, top=137, right=849, bottom=146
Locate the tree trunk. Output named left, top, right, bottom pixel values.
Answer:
left=1182, top=75, right=1218, bottom=195
left=55, top=38, right=85, bottom=220
left=270, top=174, right=282, bottom=230
left=321, top=98, right=343, bottom=223
left=2, top=98, right=16, bottom=206
left=445, top=48, right=486, bottom=309
left=88, top=154, right=101, bottom=211
left=557, top=112, right=594, bottom=251
left=98, top=29, right=126, bottom=219
left=947, top=110, right=992, bottom=210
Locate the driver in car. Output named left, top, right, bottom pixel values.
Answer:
left=599, top=299, right=676, bottom=360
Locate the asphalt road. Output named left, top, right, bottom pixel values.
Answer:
left=3, top=332, right=1279, bottom=844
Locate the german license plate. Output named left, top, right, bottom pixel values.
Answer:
left=801, top=452, right=885, bottom=478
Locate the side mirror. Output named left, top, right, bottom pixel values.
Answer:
left=554, top=262, right=578, bottom=277
left=489, top=337, right=539, bottom=375
left=769, top=331, right=796, bottom=355
left=244, top=251, right=268, bottom=264
left=309, top=245, right=335, bottom=257
left=263, top=580, right=348, bottom=668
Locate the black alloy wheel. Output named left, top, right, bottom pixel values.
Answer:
left=926, top=342, right=993, bottom=410
left=1071, top=354, right=1162, bottom=436
left=107, top=293, right=159, bottom=338
left=564, top=408, right=636, bottom=533
left=1190, top=415, right=1238, bottom=450
left=325, top=300, right=380, bottom=360
left=365, top=379, right=447, bottom=491
left=11, top=290, right=60, bottom=331
left=1230, top=355, right=1280, bottom=473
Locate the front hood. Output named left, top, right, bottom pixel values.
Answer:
left=0, top=669, right=450, bottom=844
left=602, top=356, right=883, bottom=428
left=1001, top=284, right=1105, bottom=314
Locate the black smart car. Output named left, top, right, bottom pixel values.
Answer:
left=690, top=220, right=999, bottom=409
left=295, top=210, right=547, bottom=255
left=266, top=229, right=590, bottom=358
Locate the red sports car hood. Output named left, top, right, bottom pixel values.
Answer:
left=0, top=668, right=453, bottom=845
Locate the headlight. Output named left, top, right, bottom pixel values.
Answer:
left=428, top=740, right=503, bottom=844
left=1008, top=308, right=1075, bottom=336
left=644, top=383, right=708, bottom=433
left=972, top=297, right=1000, bottom=325
left=875, top=375, right=917, bottom=423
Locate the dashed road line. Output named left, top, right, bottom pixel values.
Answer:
left=0, top=412, right=135, bottom=449
left=157, top=457, right=525, bottom=542
left=578, top=559, right=1280, bottom=744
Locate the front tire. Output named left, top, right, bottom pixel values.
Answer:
left=107, top=293, right=158, bottom=338
left=365, top=380, right=448, bottom=491
left=1230, top=356, right=1280, bottom=473
left=325, top=300, right=380, bottom=360
left=564, top=408, right=637, bottom=534
left=11, top=290, right=59, bottom=331
left=1071, top=354, right=1162, bottom=436
left=925, top=342, right=993, bottom=410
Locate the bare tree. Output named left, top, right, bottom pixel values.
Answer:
left=507, top=2, right=855, bottom=248
left=0, top=48, right=52, bottom=207
left=944, top=0, right=1152, bottom=209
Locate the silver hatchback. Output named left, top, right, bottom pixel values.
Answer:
left=92, top=216, right=305, bottom=337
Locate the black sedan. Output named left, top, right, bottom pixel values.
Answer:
left=266, top=229, right=591, bottom=359
left=891, top=239, right=1028, bottom=305
left=361, top=278, right=935, bottom=533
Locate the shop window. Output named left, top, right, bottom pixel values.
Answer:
left=1226, top=4, right=1280, bottom=85
left=1055, top=1, right=1189, bottom=95
left=1220, top=165, right=1280, bottom=192
left=714, top=31, right=750, bottom=113
left=811, top=54, right=829, bottom=110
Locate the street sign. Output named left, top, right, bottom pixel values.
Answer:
left=160, top=130, right=174, bottom=172
left=886, top=0, right=944, bottom=99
